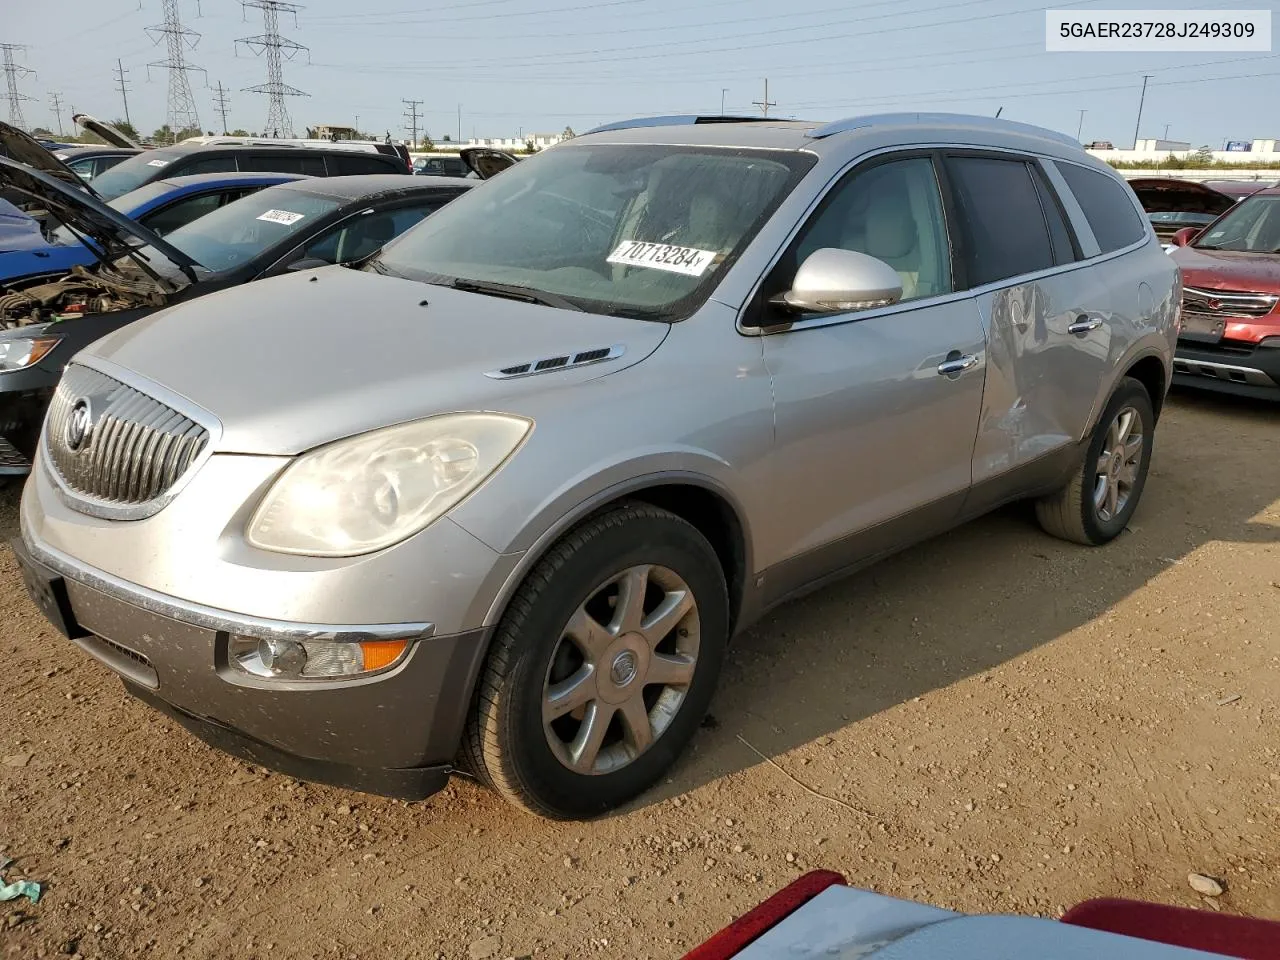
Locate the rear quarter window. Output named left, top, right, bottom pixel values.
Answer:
left=1057, top=163, right=1148, bottom=253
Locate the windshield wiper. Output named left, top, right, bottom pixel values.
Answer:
left=451, top=277, right=583, bottom=311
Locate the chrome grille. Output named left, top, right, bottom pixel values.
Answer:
left=45, top=364, right=209, bottom=509
left=1182, top=286, right=1279, bottom=324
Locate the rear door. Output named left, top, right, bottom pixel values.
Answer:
left=942, top=151, right=1109, bottom=504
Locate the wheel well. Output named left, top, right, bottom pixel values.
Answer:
left=1124, top=355, right=1167, bottom=421
left=623, top=484, right=748, bottom=634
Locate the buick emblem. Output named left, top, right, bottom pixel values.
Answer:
left=65, top=399, right=93, bottom=453
left=1207, top=298, right=1222, bottom=310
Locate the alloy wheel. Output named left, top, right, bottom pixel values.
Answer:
left=1092, top=405, right=1144, bottom=522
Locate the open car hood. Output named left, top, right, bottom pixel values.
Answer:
left=1128, top=178, right=1235, bottom=217
left=0, top=120, right=85, bottom=191
left=72, top=112, right=143, bottom=150
left=459, top=146, right=519, bottom=179
left=0, top=156, right=197, bottom=281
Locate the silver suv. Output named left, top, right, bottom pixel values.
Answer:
left=16, top=113, right=1179, bottom=819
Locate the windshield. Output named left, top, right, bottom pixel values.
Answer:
left=371, top=143, right=815, bottom=321
left=91, top=150, right=183, bottom=200
left=49, top=180, right=177, bottom=248
left=136, top=187, right=341, bottom=272
left=1193, top=195, right=1280, bottom=252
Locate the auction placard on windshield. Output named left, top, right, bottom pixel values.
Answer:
left=1047, top=10, right=1270, bottom=50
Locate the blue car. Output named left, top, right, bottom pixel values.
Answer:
left=1, top=171, right=307, bottom=285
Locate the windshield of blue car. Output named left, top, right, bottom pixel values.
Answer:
left=1192, top=195, right=1280, bottom=252
left=370, top=143, right=816, bottom=322
left=90, top=149, right=185, bottom=200
left=129, top=188, right=342, bottom=273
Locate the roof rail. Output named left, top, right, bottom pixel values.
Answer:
left=807, top=113, right=1080, bottom=148
left=584, top=114, right=772, bottom=135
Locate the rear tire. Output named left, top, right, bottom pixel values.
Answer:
left=462, top=502, right=728, bottom=819
left=1036, top=376, right=1155, bottom=546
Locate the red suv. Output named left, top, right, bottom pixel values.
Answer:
left=1168, top=184, right=1280, bottom=399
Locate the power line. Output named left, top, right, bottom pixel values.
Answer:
left=213, top=80, right=231, bottom=134
left=114, top=58, right=133, bottom=129
left=237, top=0, right=309, bottom=138
left=147, top=0, right=206, bottom=139
left=402, top=98, right=422, bottom=146
left=48, top=91, right=64, bottom=136
left=0, top=43, right=36, bottom=131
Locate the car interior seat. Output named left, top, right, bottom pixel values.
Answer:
left=853, top=191, right=921, bottom=300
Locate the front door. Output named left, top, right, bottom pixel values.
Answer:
left=753, top=153, right=987, bottom=602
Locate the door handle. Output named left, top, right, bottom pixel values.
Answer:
left=937, top=354, right=978, bottom=376
left=1068, top=315, right=1104, bottom=335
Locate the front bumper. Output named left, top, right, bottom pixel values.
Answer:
left=1173, top=337, right=1280, bottom=400
left=14, top=534, right=491, bottom=799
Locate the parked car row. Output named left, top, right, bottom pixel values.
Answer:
left=9, top=112, right=1182, bottom=820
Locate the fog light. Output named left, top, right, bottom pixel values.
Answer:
left=229, top=634, right=409, bottom=680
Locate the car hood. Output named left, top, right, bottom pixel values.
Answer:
left=0, top=156, right=197, bottom=282
left=72, top=112, right=142, bottom=149
left=0, top=119, right=85, bottom=191
left=1169, top=245, right=1280, bottom=294
left=86, top=266, right=670, bottom=455
left=0, top=197, right=46, bottom=251
left=459, top=147, right=518, bottom=179
left=1128, top=178, right=1234, bottom=216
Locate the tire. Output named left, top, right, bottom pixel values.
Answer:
left=462, top=502, right=729, bottom=819
left=1035, top=376, right=1155, bottom=546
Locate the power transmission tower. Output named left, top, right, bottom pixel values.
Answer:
left=114, top=58, right=133, bottom=129
left=213, top=81, right=231, bottom=134
left=48, top=91, right=65, bottom=136
left=146, top=0, right=206, bottom=140
left=402, top=98, right=422, bottom=147
left=1, top=43, right=36, bottom=131
left=236, top=1, right=309, bottom=139
left=751, top=78, right=775, bottom=118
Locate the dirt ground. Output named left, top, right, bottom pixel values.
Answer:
left=1, top=388, right=1277, bottom=960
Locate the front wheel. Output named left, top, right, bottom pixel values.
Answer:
left=1035, top=376, right=1155, bottom=545
left=462, top=502, right=729, bottom=819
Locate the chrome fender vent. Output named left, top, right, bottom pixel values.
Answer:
left=485, top=344, right=625, bottom=380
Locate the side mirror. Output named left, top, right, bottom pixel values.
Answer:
left=286, top=257, right=331, bottom=272
left=772, top=248, right=903, bottom=314
left=1170, top=226, right=1200, bottom=248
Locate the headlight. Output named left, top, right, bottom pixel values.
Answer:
left=246, top=413, right=532, bottom=556
left=0, top=336, right=60, bottom=372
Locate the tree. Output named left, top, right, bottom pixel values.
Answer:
left=230, top=128, right=250, bottom=137
left=561, top=125, right=575, bottom=140
left=31, top=126, right=54, bottom=139
left=1193, top=145, right=1214, bottom=165
left=112, top=119, right=140, bottom=142
left=525, top=139, right=536, bottom=154
left=152, top=124, right=173, bottom=144
left=174, top=126, right=202, bottom=142
left=441, top=133, right=451, bottom=143
left=421, top=134, right=434, bottom=151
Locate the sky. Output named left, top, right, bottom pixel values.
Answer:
left=4, top=0, right=1276, bottom=146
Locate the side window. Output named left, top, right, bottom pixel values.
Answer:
left=138, top=192, right=224, bottom=236
left=1031, top=164, right=1078, bottom=264
left=788, top=156, right=953, bottom=302
left=297, top=209, right=409, bottom=265
left=180, top=155, right=238, bottom=175
left=326, top=154, right=397, bottom=176
left=66, top=157, right=97, bottom=180
left=947, top=156, right=1055, bottom=286
left=1057, top=162, right=1147, bottom=253
left=240, top=154, right=326, bottom=176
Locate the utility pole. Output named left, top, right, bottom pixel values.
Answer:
left=114, top=58, right=133, bottom=129
left=237, top=0, right=309, bottom=139
left=1132, top=74, right=1151, bottom=149
left=402, top=98, right=422, bottom=147
left=751, top=78, right=775, bottom=118
left=457, top=103, right=461, bottom=144
left=1, top=43, right=36, bottom=131
left=147, top=0, right=206, bottom=139
left=213, top=81, right=231, bottom=134
left=1076, top=109, right=1086, bottom=141
left=720, top=87, right=728, bottom=115
left=1163, top=122, right=1171, bottom=140
left=48, top=90, right=64, bottom=136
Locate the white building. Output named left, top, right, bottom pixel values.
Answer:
left=464, top=133, right=564, bottom=152
left=1087, top=137, right=1280, bottom=166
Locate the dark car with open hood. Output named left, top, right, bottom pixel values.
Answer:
left=0, top=158, right=472, bottom=474
left=1127, top=178, right=1237, bottom=247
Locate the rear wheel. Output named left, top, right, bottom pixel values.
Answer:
left=462, top=502, right=728, bottom=819
left=1036, top=377, right=1155, bottom=545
